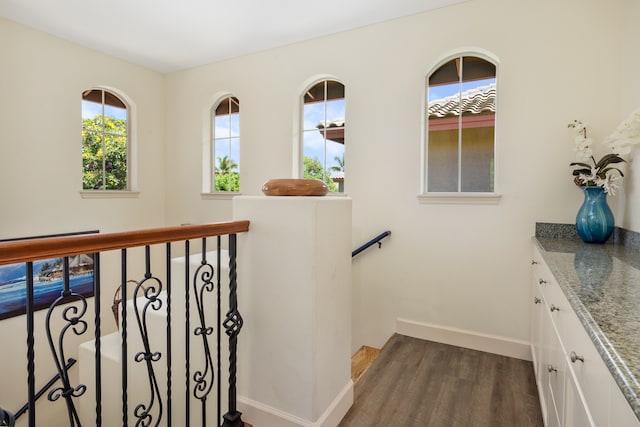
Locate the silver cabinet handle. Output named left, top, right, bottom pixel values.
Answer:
left=570, top=351, right=584, bottom=363
left=533, top=297, right=542, bottom=304
left=539, top=278, right=548, bottom=285
left=550, top=305, right=560, bottom=312
left=547, top=365, right=557, bottom=373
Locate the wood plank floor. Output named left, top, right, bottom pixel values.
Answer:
left=352, top=345, right=382, bottom=384
left=339, top=334, right=543, bottom=427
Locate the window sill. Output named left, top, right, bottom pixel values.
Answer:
left=417, top=192, right=502, bottom=204
left=80, top=190, right=140, bottom=199
left=201, top=192, right=242, bottom=200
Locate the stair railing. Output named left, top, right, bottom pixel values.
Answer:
left=0, top=221, right=249, bottom=427
left=352, top=230, right=391, bottom=258
left=14, top=358, right=77, bottom=420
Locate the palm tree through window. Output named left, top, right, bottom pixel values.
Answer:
left=302, top=80, right=345, bottom=192
left=213, top=96, right=240, bottom=192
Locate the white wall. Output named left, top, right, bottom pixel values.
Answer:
left=0, top=18, right=166, bottom=424
left=164, top=0, right=629, bottom=350
left=617, top=0, right=640, bottom=231
left=0, top=18, right=167, bottom=239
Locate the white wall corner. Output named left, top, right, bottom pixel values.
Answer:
left=396, top=318, right=532, bottom=361
left=238, top=380, right=354, bottom=427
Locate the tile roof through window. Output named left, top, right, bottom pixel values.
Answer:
left=428, top=83, right=495, bottom=118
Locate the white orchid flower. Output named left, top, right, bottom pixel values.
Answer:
left=595, top=172, right=621, bottom=196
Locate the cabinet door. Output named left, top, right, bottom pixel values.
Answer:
left=532, top=249, right=549, bottom=421
left=563, top=326, right=610, bottom=426
left=540, top=300, right=565, bottom=426
left=547, top=319, right=565, bottom=426
left=531, top=293, right=547, bottom=420
left=531, top=283, right=545, bottom=378
left=565, top=365, right=595, bottom=427
left=548, top=400, right=562, bottom=427
left=609, top=375, right=640, bottom=427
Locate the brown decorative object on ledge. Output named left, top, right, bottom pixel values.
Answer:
left=262, top=178, right=328, bottom=196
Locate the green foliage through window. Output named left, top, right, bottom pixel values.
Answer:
left=302, top=79, right=345, bottom=192
left=214, top=155, right=240, bottom=191
left=82, top=89, right=128, bottom=190
left=303, top=156, right=337, bottom=192
left=82, top=115, right=127, bottom=190
left=213, top=96, right=240, bottom=192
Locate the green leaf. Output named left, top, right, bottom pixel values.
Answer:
left=570, top=162, right=592, bottom=168
left=595, top=154, right=625, bottom=170
left=600, top=167, right=625, bottom=177
left=572, top=169, right=591, bottom=176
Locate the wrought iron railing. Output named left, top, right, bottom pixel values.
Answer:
left=14, top=358, right=77, bottom=421
left=351, top=231, right=391, bottom=258
left=0, top=221, right=249, bottom=427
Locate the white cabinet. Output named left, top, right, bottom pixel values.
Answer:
left=565, top=367, right=594, bottom=427
left=610, top=375, right=640, bottom=427
left=531, top=244, right=640, bottom=427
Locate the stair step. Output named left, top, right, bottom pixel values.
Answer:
left=351, top=345, right=380, bottom=384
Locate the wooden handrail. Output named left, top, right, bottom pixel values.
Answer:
left=0, top=221, right=250, bottom=265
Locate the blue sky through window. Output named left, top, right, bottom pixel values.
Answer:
left=303, top=98, right=345, bottom=170
left=214, top=112, right=240, bottom=172
left=82, top=100, right=126, bottom=120
left=428, top=78, right=495, bottom=102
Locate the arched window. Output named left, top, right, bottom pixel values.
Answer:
left=82, top=88, right=129, bottom=190
left=425, top=54, right=497, bottom=194
left=212, top=96, right=240, bottom=192
left=301, top=79, right=345, bottom=192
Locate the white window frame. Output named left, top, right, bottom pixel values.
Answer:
left=298, top=77, right=346, bottom=194
left=419, top=48, right=501, bottom=204
left=80, top=86, right=138, bottom=198
left=202, top=93, right=241, bottom=199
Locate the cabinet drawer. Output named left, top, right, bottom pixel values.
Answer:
left=533, top=269, right=557, bottom=308
left=541, top=280, right=566, bottom=325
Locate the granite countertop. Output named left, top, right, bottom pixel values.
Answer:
left=535, top=223, right=640, bottom=421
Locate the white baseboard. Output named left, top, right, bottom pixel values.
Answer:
left=396, top=318, right=532, bottom=361
left=238, top=380, right=354, bottom=427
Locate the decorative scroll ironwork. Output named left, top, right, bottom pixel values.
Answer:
left=45, top=257, right=88, bottom=427
left=0, top=222, right=250, bottom=427
left=131, top=251, right=164, bottom=427
left=192, top=256, right=216, bottom=405
left=14, top=358, right=77, bottom=420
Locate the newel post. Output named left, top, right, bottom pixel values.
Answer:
left=232, top=196, right=353, bottom=426
left=221, top=233, right=244, bottom=427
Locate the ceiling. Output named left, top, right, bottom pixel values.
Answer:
left=0, top=0, right=466, bottom=74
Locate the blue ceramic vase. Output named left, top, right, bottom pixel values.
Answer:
left=576, top=186, right=614, bottom=243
